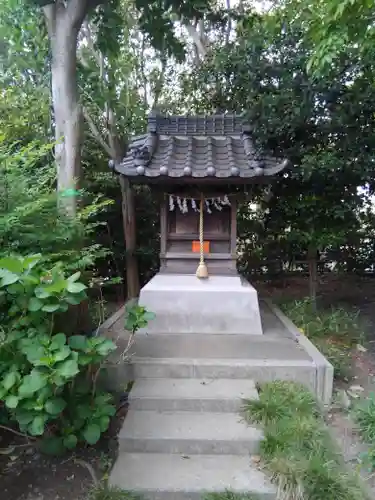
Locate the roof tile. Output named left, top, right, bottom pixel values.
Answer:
left=114, top=114, right=289, bottom=181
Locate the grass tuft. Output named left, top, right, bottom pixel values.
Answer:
left=354, top=393, right=375, bottom=443
left=87, top=485, right=143, bottom=500
left=353, top=393, right=375, bottom=471
left=280, top=298, right=365, bottom=381
left=244, top=381, right=368, bottom=500
left=204, top=492, right=261, bottom=500
left=244, top=380, right=319, bottom=426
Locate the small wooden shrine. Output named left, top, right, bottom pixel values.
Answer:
left=112, top=113, right=289, bottom=279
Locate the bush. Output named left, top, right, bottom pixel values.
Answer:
left=0, top=255, right=117, bottom=454
left=281, top=298, right=364, bottom=344
left=280, top=298, right=364, bottom=381
left=0, top=139, right=113, bottom=273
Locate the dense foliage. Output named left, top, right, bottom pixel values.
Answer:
left=0, top=255, right=116, bottom=453
left=182, top=10, right=375, bottom=288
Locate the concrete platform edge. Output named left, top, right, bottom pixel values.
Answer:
left=265, top=299, right=334, bottom=405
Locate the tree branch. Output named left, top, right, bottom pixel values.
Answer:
left=81, top=20, right=103, bottom=69
left=153, top=55, right=167, bottom=108
left=42, top=3, right=57, bottom=38
left=66, top=0, right=91, bottom=29
left=184, top=18, right=208, bottom=58
left=140, top=33, right=149, bottom=108
left=82, top=106, right=113, bottom=157
left=225, top=0, right=232, bottom=46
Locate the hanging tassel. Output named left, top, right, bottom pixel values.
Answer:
left=213, top=198, right=222, bottom=211
left=222, top=195, right=231, bottom=206
left=196, top=193, right=209, bottom=279
left=177, top=196, right=183, bottom=212
left=169, top=195, right=175, bottom=211
left=191, top=198, right=198, bottom=211
left=182, top=198, right=188, bottom=213
left=205, top=199, right=212, bottom=214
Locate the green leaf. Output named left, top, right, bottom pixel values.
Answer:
left=102, top=404, right=116, bottom=417
left=83, top=423, right=101, bottom=445
left=66, top=282, right=87, bottom=294
left=3, top=371, right=18, bottom=391
left=44, top=279, right=67, bottom=293
left=34, top=287, right=50, bottom=299
left=64, top=294, right=84, bottom=305
left=59, top=303, right=69, bottom=312
left=0, top=257, right=24, bottom=273
left=24, top=346, right=45, bottom=365
left=29, top=415, right=46, bottom=436
left=23, top=254, right=41, bottom=270
left=56, top=359, right=79, bottom=378
left=41, top=303, right=61, bottom=313
left=68, top=271, right=81, bottom=282
left=77, top=354, right=95, bottom=366
left=53, top=346, right=71, bottom=362
left=45, top=397, right=66, bottom=415
left=63, top=434, right=78, bottom=450
left=69, top=335, right=88, bottom=351
left=76, top=404, right=92, bottom=419
left=99, top=415, right=110, bottom=432
left=96, top=339, right=116, bottom=356
left=28, top=297, right=43, bottom=312
left=18, top=370, right=47, bottom=396
left=143, top=311, right=156, bottom=321
left=16, top=411, right=34, bottom=426
left=0, top=271, right=19, bottom=287
left=5, top=395, right=19, bottom=409
left=94, top=393, right=113, bottom=405
left=50, top=333, right=66, bottom=350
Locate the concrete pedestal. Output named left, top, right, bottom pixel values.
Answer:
left=138, top=274, right=263, bottom=335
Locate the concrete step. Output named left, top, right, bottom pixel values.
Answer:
left=128, top=356, right=316, bottom=387
left=129, top=378, right=259, bottom=412
left=119, top=410, right=263, bottom=455
left=129, top=333, right=309, bottom=359
left=109, top=453, right=276, bottom=500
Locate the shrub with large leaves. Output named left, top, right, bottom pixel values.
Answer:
left=0, top=254, right=116, bottom=454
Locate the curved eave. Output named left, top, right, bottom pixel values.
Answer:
left=114, top=158, right=290, bottom=179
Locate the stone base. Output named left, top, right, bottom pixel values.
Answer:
left=138, top=273, right=263, bottom=335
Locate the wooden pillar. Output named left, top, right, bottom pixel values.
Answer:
left=230, top=199, right=237, bottom=260
left=160, top=196, right=167, bottom=258
left=119, top=176, right=140, bottom=299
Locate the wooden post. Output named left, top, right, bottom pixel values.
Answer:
left=230, top=199, right=237, bottom=259
left=119, top=176, right=140, bottom=299
left=160, top=196, right=167, bottom=258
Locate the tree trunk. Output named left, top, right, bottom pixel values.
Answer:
left=119, top=176, right=140, bottom=299
left=308, top=244, right=318, bottom=307
left=43, top=1, right=90, bottom=216
left=51, top=28, right=82, bottom=215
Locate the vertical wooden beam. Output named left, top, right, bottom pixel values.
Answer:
left=230, top=199, right=237, bottom=260
left=160, top=195, right=167, bottom=258
left=119, top=176, right=140, bottom=299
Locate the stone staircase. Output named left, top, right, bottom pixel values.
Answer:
left=106, top=300, right=332, bottom=498
left=110, top=376, right=276, bottom=499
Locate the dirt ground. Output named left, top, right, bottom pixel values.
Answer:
left=1, top=273, right=375, bottom=499
left=0, top=403, right=128, bottom=500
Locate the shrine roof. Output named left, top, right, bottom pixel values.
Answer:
left=112, top=114, right=290, bottom=182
